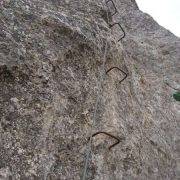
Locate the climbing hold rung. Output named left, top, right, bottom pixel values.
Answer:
left=88, top=131, right=120, bottom=150
left=106, top=67, right=128, bottom=84
left=109, top=22, right=126, bottom=41
left=106, top=0, right=118, bottom=16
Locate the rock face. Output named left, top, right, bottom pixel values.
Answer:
left=0, top=0, right=179, bottom=179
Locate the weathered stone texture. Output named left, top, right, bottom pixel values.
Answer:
left=0, top=0, right=179, bottom=179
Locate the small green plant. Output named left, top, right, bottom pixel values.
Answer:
left=173, top=92, right=180, bottom=101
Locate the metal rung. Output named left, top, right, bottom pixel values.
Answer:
left=88, top=131, right=120, bottom=150
left=106, top=0, right=118, bottom=16
left=109, top=22, right=126, bottom=41
left=106, top=67, right=128, bottom=84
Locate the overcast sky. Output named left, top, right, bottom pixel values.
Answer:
left=136, top=0, right=180, bottom=37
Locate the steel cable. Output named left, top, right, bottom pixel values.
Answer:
left=81, top=1, right=111, bottom=180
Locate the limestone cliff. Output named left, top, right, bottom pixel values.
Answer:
left=0, top=0, right=179, bottom=179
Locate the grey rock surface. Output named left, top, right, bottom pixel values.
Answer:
left=0, top=0, right=179, bottom=179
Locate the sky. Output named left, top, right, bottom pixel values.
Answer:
left=136, top=0, right=180, bottom=37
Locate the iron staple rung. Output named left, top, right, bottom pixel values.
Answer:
left=109, top=22, right=126, bottom=41
left=105, top=0, right=118, bottom=16
left=106, top=67, right=128, bottom=83
left=88, top=131, right=120, bottom=150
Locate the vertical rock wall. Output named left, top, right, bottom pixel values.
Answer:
left=0, top=0, right=179, bottom=179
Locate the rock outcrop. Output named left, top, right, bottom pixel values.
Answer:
left=0, top=0, right=179, bottom=179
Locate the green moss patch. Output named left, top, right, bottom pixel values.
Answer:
left=173, top=92, right=180, bottom=101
